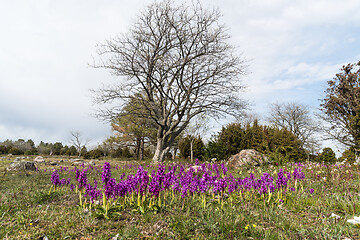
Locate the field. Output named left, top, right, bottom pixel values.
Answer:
left=0, top=156, right=360, bottom=239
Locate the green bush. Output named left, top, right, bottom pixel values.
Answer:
left=83, top=149, right=104, bottom=159
left=319, top=147, right=337, bottom=163
left=205, top=121, right=306, bottom=162
left=0, top=145, right=9, bottom=154
left=339, top=148, right=356, bottom=162
left=8, top=147, right=24, bottom=155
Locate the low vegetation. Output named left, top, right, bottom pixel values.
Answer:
left=1, top=155, right=359, bottom=239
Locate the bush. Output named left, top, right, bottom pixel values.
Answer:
left=205, top=121, right=306, bottom=162
left=83, top=149, right=104, bottom=159
left=8, top=147, right=24, bottom=155
left=319, top=147, right=337, bottom=163
left=24, top=149, right=38, bottom=155
left=121, top=147, right=132, bottom=158
left=0, top=145, right=9, bottom=154
left=339, top=148, right=356, bottom=162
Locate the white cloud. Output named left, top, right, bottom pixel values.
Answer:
left=0, top=0, right=360, bottom=148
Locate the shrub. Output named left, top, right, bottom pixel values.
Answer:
left=8, top=147, right=24, bottom=155
left=319, top=147, right=337, bottom=163
left=0, top=145, right=9, bottom=154
left=83, top=149, right=104, bottom=159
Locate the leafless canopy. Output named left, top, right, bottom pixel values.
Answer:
left=93, top=0, right=247, bottom=161
left=70, top=131, right=90, bottom=157
left=269, top=102, right=318, bottom=151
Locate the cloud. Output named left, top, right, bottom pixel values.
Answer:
left=0, top=0, right=360, bottom=149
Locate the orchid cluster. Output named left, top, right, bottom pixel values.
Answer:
left=50, top=170, right=71, bottom=193
left=51, top=161, right=310, bottom=213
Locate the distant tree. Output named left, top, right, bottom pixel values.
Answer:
left=83, top=148, right=103, bottom=159
left=93, top=0, right=247, bottom=161
left=183, top=114, right=209, bottom=161
left=179, top=135, right=205, bottom=160
left=269, top=102, right=319, bottom=152
left=9, top=147, right=23, bottom=155
left=217, top=123, right=246, bottom=155
left=68, top=146, right=78, bottom=156
left=319, top=147, right=337, bottom=163
left=266, top=127, right=306, bottom=162
left=320, top=62, right=360, bottom=160
left=37, top=141, right=51, bottom=155
left=339, top=147, right=356, bottom=162
left=70, top=132, right=90, bottom=157
left=244, top=120, right=268, bottom=153
left=204, top=138, right=227, bottom=161
left=80, top=146, right=87, bottom=157
left=205, top=121, right=306, bottom=162
left=0, top=145, right=9, bottom=154
left=52, top=142, right=63, bottom=155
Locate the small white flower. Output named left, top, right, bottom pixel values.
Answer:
left=347, top=216, right=360, bottom=225
left=330, top=213, right=341, bottom=220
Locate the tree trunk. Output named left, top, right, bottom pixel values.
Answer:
left=153, top=139, right=167, bottom=162
left=172, top=147, right=177, bottom=160
left=139, top=137, right=144, bottom=161
left=190, top=138, right=194, bottom=161
left=135, top=138, right=140, bottom=160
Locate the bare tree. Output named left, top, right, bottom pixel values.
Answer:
left=70, top=131, right=90, bottom=157
left=183, top=113, right=209, bottom=161
left=268, top=102, right=319, bottom=153
left=93, top=0, right=247, bottom=161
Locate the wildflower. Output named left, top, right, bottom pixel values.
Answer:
left=276, top=169, right=288, bottom=189
left=279, top=199, right=284, bottom=203
left=30, top=223, right=33, bottom=226
left=101, top=162, right=111, bottom=185
left=289, top=187, right=295, bottom=191
left=253, top=224, right=256, bottom=228
left=309, top=188, right=314, bottom=194
left=330, top=213, right=341, bottom=220
left=245, top=224, right=249, bottom=230
left=221, top=162, right=228, bottom=175
left=78, top=169, right=88, bottom=189
left=50, top=170, right=61, bottom=186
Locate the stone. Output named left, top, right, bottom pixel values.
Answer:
left=185, top=165, right=202, bottom=173
left=227, top=149, right=268, bottom=169
left=7, top=160, right=37, bottom=171
left=72, top=161, right=84, bottom=166
left=34, top=156, right=45, bottom=163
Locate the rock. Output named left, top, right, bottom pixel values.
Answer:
left=186, top=165, right=202, bottom=173
left=7, top=160, right=37, bottom=171
left=228, top=149, right=268, bottom=169
left=34, top=156, right=45, bottom=163
left=89, top=160, right=96, bottom=166
left=72, top=161, right=84, bottom=166
left=49, top=161, right=58, bottom=166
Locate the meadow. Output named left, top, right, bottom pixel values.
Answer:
left=0, top=156, right=359, bottom=239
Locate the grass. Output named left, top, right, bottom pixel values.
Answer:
left=0, top=155, right=360, bottom=239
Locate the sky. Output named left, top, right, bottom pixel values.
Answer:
left=1, top=0, right=360, bottom=152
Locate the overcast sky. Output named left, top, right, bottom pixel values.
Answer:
left=1, top=0, right=360, bottom=150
